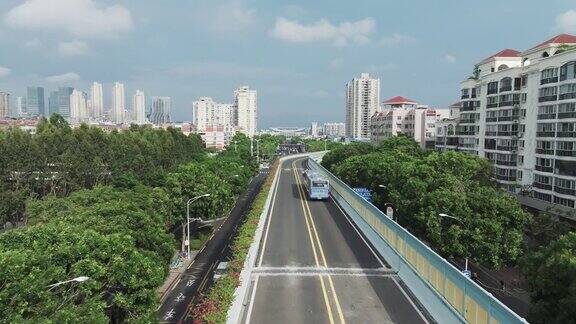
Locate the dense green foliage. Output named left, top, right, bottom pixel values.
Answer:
left=303, top=138, right=344, bottom=152
left=323, top=136, right=531, bottom=268
left=523, top=232, right=576, bottom=323
left=0, top=115, right=204, bottom=225
left=0, top=121, right=258, bottom=322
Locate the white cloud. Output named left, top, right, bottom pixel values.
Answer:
left=58, top=41, right=89, bottom=56
left=444, top=54, right=456, bottom=63
left=4, top=0, right=133, bottom=39
left=24, top=38, right=42, bottom=48
left=206, top=0, right=256, bottom=33
left=556, top=10, right=576, bottom=33
left=380, top=33, right=415, bottom=46
left=0, top=66, right=11, bottom=77
left=270, top=17, right=375, bottom=46
left=45, top=72, right=80, bottom=83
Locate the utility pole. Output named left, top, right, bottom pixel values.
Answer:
left=256, top=139, right=260, bottom=165
left=250, top=137, right=254, bottom=156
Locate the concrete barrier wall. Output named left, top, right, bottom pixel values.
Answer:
left=308, top=158, right=528, bottom=324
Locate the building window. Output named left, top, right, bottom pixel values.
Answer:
left=500, top=77, right=512, bottom=92
left=555, top=159, right=576, bottom=177
left=461, top=88, right=470, bottom=99
left=554, top=196, right=575, bottom=207
left=521, top=74, right=528, bottom=87
left=541, top=68, right=559, bottom=85
left=560, top=61, right=576, bottom=81
left=534, top=191, right=552, bottom=202
left=559, top=83, right=576, bottom=100
left=539, top=86, right=558, bottom=102
left=487, top=81, right=499, bottom=95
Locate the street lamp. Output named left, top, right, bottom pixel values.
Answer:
left=438, top=213, right=470, bottom=273
left=185, top=194, right=211, bottom=259
left=47, top=276, right=89, bottom=289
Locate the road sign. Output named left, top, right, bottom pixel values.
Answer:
left=353, top=188, right=372, bottom=203
left=386, top=207, right=394, bottom=220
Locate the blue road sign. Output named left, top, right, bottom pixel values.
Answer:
left=353, top=187, right=372, bottom=203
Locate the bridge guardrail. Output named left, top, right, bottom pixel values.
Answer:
left=308, top=157, right=528, bottom=324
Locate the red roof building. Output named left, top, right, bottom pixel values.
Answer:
left=529, top=34, right=576, bottom=50
left=382, top=96, right=417, bottom=104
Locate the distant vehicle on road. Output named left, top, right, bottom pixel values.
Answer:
left=303, top=169, right=330, bottom=200
left=213, top=262, right=228, bottom=281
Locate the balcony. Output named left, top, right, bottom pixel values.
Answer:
left=554, top=186, right=576, bottom=196
left=541, top=77, right=559, bottom=85
left=485, top=144, right=496, bottom=150
left=497, top=145, right=515, bottom=151
left=487, top=103, right=499, bottom=109
left=499, top=86, right=512, bottom=92
left=485, top=117, right=498, bottom=123
left=557, top=131, right=576, bottom=138
left=536, top=148, right=554, bottom=155
left=537, top=113, right=557, bottom=120
left=459, top=118, right=477, bottom=124
left=539, top=95, right=558, bottom=102
left=436, top=140, right=446, bottom=146
left=471, top=93, right=477, bottom=99
left=499, top=101, right=513, bottom=107
left=559, top=92, right=576, bottom=100
left=460, top=105, right=476, bottom=112
left=456, top=131, right=476, bottom=136
left=496, top=174, right=516, bottom=181
left=485, top=131, right=497, bottom=136
left=535, top=165, right=554, bottom=173
left=461, top=94, right=470, bottom=99
left=557, top=150, right=576, bottom=157
left=498, top=116, right=513, bottom=122
left=558, top=112, right=576, bottom=119
left=536, top=131, right=556, bottom=137
left=496, top=160, right=517, bottom=166
left=487, top=88, right=498, bottom=95
left=533, top=182, right=553, bottom=190
left=497, top=131, right=517, bottom=136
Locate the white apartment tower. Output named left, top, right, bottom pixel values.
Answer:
left=436, top=34, right=576, bottom=211
left=0, top=92, right=9, bottom=118
left=111, top=82, right=125, bottom=123
left=193, top=97, right=234, bottom=131
left=133, top=90, right=146, bottom=124
left=346, top=73, right=380, bottom=139
left=234, top=86, right=257, bottom=137
left=90, top=82, right=103, bottom=120
left=70, top=89, right=88, bottom=123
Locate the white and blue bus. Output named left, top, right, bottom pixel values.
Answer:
left=303, top=170, right=330, bottom=200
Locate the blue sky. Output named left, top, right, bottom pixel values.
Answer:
left=1, top=0, right=576, bottom=128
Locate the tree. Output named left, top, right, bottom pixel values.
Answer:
left=321, top=142, right=375, bottom=171
left=523, top=232, right=576, bottom=324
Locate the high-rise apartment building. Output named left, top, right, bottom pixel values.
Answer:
left=0, top=92, right=9, bottom=118
left=90, top=82, right=103, bottom=120
left=132, top=90, right=146, bottom=124
left=234, top=86, right=257, bottom=137
left=323, top=122, right=346, bottom=138
left=371, top=96, right=448, bottom=149
left=310, top=122, right=319, bottom=138
left=192, top=97, right=234, bottom=131
left=15, top=96, right=26, bottom=117
left=150, top=97, right=171, bottom=125
left=26, top=87, right=45, bottom=116
left=70, top=89, right=88, bottom=123
left=48, top=87, right=73, bottom=117
left=436, top=34, right=576, bottom=210
left=111, top=82, right=125, bottom=123
left=346, top=73, right=380, bottom=139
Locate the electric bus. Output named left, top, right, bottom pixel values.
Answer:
left=303, top=170, right=330, bottom=200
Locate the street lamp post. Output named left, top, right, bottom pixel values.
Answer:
left=438, top=213, right=469, bottom=273
left=256, top=139, right=260, bottom=165
left=47, top=276, right=89, bottom=289
left=185, top=194, right=211, bottom=259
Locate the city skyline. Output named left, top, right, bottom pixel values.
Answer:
left=1, top=1, right=576, bottom=127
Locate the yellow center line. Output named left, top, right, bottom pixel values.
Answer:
left=292, top=160, right=335, bottom=324
left=293, top=159, right=346, bottom=324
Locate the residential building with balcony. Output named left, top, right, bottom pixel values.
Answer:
left=371, top=96, right=448, bottom=149
left=436, top=34, right=576, bottom=211
left=345, top=73, right=380, bottom=140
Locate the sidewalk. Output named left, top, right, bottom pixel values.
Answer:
left=158, top=252, right=197, bottom=302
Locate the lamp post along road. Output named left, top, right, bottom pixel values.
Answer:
left=185, top=194, right=211, bottom=259
left=439, top=213, right=470, bottom=273
left=47, top=276, right=89, bottom=289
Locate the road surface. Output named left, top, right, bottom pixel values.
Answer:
left=242, top=157, right=430, bottom=324
left=158, top=169, right=269, bottom=323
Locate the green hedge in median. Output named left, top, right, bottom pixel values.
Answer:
left=192, top=160, right=279, bottom=323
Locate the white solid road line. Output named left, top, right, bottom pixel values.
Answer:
left=244, top=276, right=259, bottom=324
left=257, top=158, right=281, bottom=267
left=171, top=278, right=181, bottom=291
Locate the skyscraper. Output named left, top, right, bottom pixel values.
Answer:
left=70, top=89, right=88, bottom=123
left=150, top=97, right=171, bottom=125
left=15, top=96, right=26, bottom=117
left=90, top=82, right=103, bottom=120
left=345, top=73, right=380, bottom=139
left=47, top=87, right=73, bottom=117
left=0, top=92, right=9, bottom=118
left=234, top=86, right=257, bottom=137
left=111, top=82, right=125, bottom=123
left=132, top=90, right=146, bottom=124
left=26, top=87, right=45, bottom=116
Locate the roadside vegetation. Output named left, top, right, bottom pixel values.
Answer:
left=322, top=135, right=576, bottom=323
left=0, top=116, right=259, bottom=322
